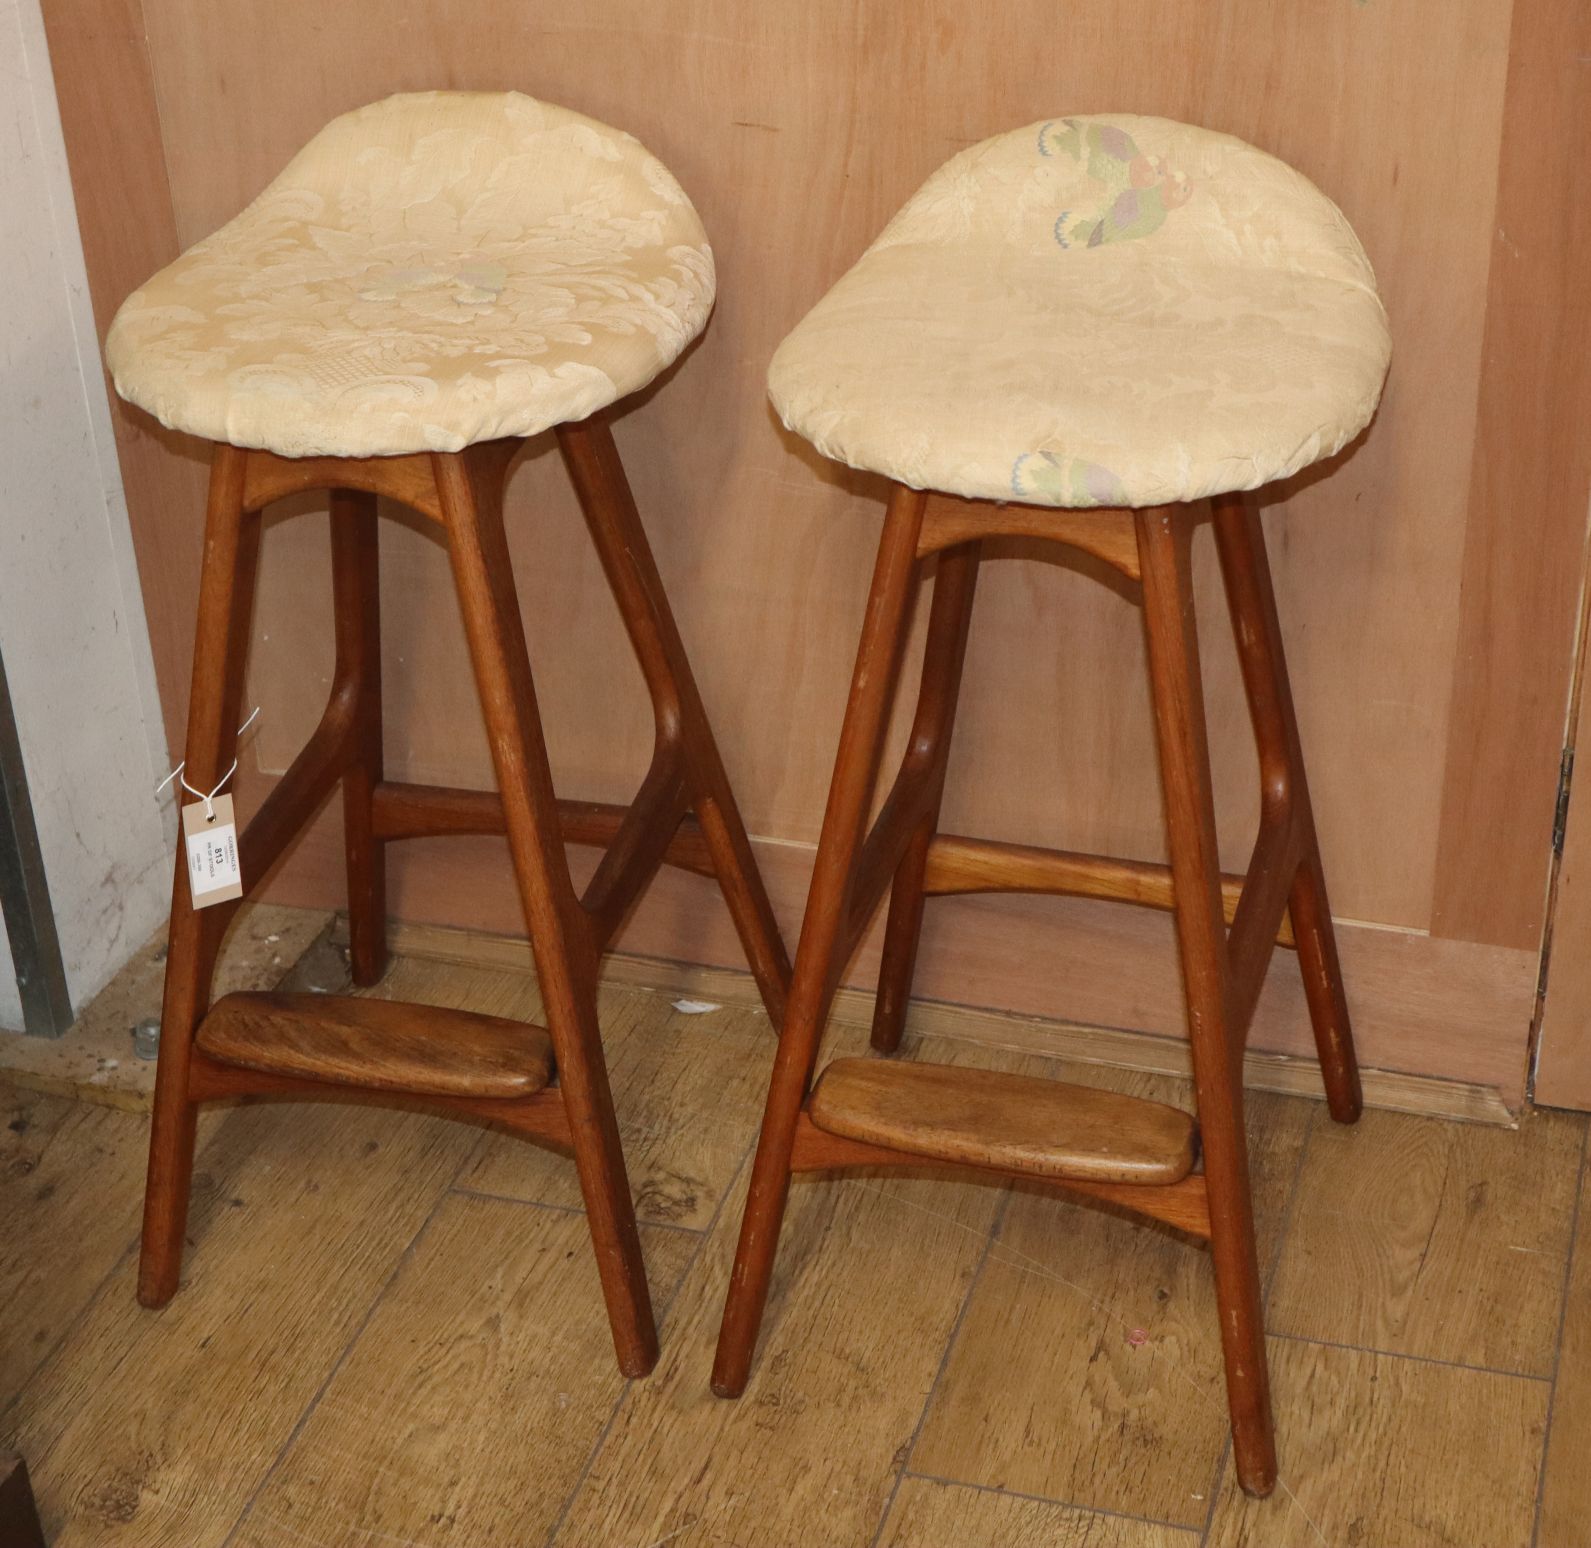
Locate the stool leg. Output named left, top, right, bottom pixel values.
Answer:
left=435, top=446, right=658, bottom=1378
left=1213, top=493, right=1361, bottom=1124
left=330, top=490, right=388, bottom=987
left=871, top=541, right=981, bottom=1053
left=1136, top=505, right=1276, bottom=1497
left=713, top=483, right=928, bottom=1397
left=557, top=416, right=792, bottom=1026
left=140, top=447, right=260, bottom=1307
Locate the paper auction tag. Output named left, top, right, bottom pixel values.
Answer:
left=182, top=793, right=243, bottom=906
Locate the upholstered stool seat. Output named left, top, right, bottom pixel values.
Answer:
left=769, top=115, right=1390, bottom=509
left=106, top=91, right=714, bottom=458
left=110, top=92, right=790, bottom=1384
left=716, top=114, right=1389, bottom=1501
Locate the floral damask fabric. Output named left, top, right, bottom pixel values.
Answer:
left=107, top=92, right=714, bottom=458
left=768, top=115, right=1391, bottom=510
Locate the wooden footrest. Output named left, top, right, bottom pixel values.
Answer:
left=196, top=992, right=554, bottom=1100
left=808, top=1058, right=1197, bottom=1184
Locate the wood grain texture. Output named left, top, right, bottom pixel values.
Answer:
left=913, top=1076, right=1310, bottom=1527
left=196, top=989, right=554, bottom=1099
left=922, top=836, right=1296, bottom=948
left=808, top=1057, right=1197, bottom=1184
left=44, top=0, right=1570, bottom=1099
left=0, top=1087, right=147, bottom=1400
left=788, top=1119, right=1213, bottom=1238
left=2, top=1101, right=475, bottom=1546
left=229, top=1192, right=697, bottom=1548
left=1266, top=1104, right=1583, bottom=1377
left=1538, top=1137, right=1591, bottom=1548
left=877, top=1476, right=1196, bottom=1548
left=555, top=1025, right=1008, bottom=1548
left=915, top=497, right=1140, bottom=578
left=365, top=954, right=779, bottom=1231
left=1430, top=0, right=1591, bottom=950
left=4, top=942, right=1588, bottom=1548
left=1203, top=1338, right=1547, bottom=1548
left=243, top=446, right=445, bottom=521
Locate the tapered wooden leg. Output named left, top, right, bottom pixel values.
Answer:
left=557, top=415, right=792, bottom=1026
left=1212, top=494, right=1361, bottom=1124
left=330, top=490, right=388, bottom=987
left=713, top=483, right=928, bottom=1397
left=871, top=542, right=981, bottom=1053
left=1137, top=506, right=1276, bottom=1497
left=436, top=446, right=658, bottom=1378
left=140, top=447, right=260, bottom=1308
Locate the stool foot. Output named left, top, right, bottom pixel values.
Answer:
left=1290, top=849, right=1362, bottom=1123
left=137, top=1095, right=198, bottom=1308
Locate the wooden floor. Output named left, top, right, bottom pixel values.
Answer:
left=2, top=940, right=1588, bottom=1548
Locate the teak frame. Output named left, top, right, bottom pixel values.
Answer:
left=142, top=412, right=791, bottom=1378
left=711, top=483, right=1363, bottom=1497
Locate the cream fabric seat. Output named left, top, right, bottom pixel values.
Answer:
left=107, top=92, right=714, bottom=458
left=768, top=115, right=1391, bottom=510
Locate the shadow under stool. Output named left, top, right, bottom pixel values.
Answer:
left=104, top=90, right=790, bottom=1379
left=712, top=112, right=1392, bottom=1496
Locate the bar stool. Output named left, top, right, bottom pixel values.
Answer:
left=105, top=91, right=791, bottom=1378
left=712, top=115, right=1390, bottom=1494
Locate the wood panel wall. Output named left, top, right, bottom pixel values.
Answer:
left=40, top=0, right=1591, bottom=1109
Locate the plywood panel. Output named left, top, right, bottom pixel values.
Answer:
left=125, top=0, right=1509, bottom=926
left=1432, top=0, right=1591, bottom=950
left=42, top=0, right=1575, bottom=1098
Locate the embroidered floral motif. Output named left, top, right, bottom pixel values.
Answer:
left=355, top=262, right=509, bottom=306
left=1040, top=118, right=1193, bottom=248
left=1012, top=451, right=1127, bottom=508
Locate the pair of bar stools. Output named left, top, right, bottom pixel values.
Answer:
left=107, top=92, right=1390, bottom=1496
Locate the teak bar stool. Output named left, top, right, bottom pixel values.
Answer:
left=712, top=115, right=1391, bottom=1493
left=105, top=92, right=790, bottom=1378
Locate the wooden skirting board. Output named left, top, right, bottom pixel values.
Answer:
left=344, top=916, right=1519, bottom=1128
